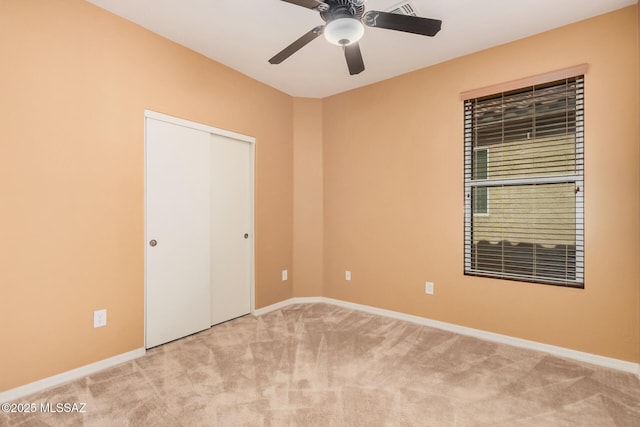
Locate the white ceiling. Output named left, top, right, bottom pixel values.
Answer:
left=85, top=0, right=635, bottom=98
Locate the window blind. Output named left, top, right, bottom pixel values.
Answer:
left=464, top=76, right=584, bottom=287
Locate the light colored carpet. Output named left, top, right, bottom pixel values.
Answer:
left=2, top=303, right=640, bottom=426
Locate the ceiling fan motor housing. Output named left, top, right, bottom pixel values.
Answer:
left=320, top=0, right=365, bottom=22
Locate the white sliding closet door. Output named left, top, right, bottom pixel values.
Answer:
left=211, top=135, right=252, bottom=325
left=146, top=118, right=212, bottom=348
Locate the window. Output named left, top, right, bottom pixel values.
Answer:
left=463, top=72, right=584, bottom=287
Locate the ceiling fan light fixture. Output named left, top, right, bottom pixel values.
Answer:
left=324, top=17, right=364, bottom=46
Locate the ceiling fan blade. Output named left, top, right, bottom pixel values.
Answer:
left=363, top=11, right=442, bottom=37
left=344, top=42, right=365, bottom=75
left=280, top=0, right=325, bottom=10
left=269, top=26, right=324, bottom=65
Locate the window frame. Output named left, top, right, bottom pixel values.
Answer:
left=462, top=66, right=586, bottom=288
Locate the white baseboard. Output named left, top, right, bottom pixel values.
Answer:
left=255, top=297, right=640, bottom=375
left=0, top=348, right=145, bottom=404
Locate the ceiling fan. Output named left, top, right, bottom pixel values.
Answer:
left=269, top=0, right=442, bottom=75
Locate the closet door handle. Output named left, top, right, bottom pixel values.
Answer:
left=149, top=239, right=158, bottom=247
left=243, top=233, right=249, bottom=239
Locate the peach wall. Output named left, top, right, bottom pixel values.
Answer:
left=293, top=98, right=324, bottom=296
left=323, top=6, right=640, bottom=362
left=0, top=0, right=293, bottom=391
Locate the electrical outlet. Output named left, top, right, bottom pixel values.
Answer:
left=93, top=309, right=107, bottom=328
left=345, top=271, right=351, bottom=281
left=282, top=270, right=288, bottom=281
left=425, top=282, right=434, bottom=295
